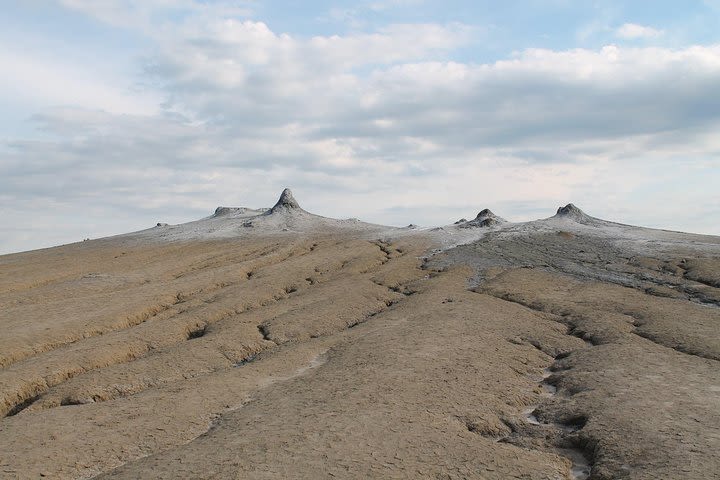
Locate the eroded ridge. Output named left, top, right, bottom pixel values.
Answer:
left=1, top=237, right=425, bottom=418
left=430, top=228, right=720, bottom=480
left=1, top=197, right=719, bottom=479
left=0, top=234, right=440, bottom=478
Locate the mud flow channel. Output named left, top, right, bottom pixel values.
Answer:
left=522, top=368, right=591, bottom=480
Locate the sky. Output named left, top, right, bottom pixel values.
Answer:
left=1, top=0, right=720, bottom=254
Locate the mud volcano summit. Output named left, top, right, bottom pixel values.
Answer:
left=1, top=189, right=719, bottom=480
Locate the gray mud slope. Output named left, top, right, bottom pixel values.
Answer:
left=430, top=225, right=720, bottom=480
left=443, top=228, right=720, bottom=306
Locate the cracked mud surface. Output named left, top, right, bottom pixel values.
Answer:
left=431, top=228, right=720, bottom=479
left=1, top=221, right=719, bottom=479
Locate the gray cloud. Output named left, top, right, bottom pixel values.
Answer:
left=2, top=11, right=720, bottom=253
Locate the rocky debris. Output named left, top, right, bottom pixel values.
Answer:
left=156, top=223, right=168, bottom=227
left=454, top=218, right=468, bottom=225
left=269, top=188, right=304, bottom=214
left=406, top=224, right=419, bottom=229
left=458, top=209, right=507, bottom=228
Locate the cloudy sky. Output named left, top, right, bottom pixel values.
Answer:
left=2, top=0, right=720, bottom=254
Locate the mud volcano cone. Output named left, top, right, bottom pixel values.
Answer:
left=269, top=188, right=305, bottom=214
left=554, top=203, right=595, bottom=224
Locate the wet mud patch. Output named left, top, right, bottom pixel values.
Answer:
left=186, top=324, right=207, bottom=340
left=60, top=396, right=94, bottom=406
left=560, top=446, right=592, bottom=480
left=6, top=394, right=40, bottom=417
left=233, top=355, right=257, bottom=367
left=567, top=326, right=600, bottom=347
left=511, top=360, right=595, bottom=480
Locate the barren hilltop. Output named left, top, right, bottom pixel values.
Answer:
left=1, top=189, right=719, bottom=479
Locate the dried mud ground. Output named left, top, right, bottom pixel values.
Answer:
left=0, top=229, right=719, bottom=479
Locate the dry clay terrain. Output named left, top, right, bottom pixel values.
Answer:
left=1, top=192, right=719, bottom=479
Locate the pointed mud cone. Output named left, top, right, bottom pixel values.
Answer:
left=556, top=203, right=583, bottom=217
left=475, top=209, right=505, bottom=223
left=459, top=208, right=506, bottom=228
left=269, top=188, right=304, bottom=214
left=554, top=203, right=593, bottom=222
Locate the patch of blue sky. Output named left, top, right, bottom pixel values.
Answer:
left=0, top=3, right=153, bottom=138
left=0, top=2, right=145, bottom=53
left=245, top=0, right=719, bottom=64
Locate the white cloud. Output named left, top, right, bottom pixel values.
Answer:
left=616, top=23, right=664, bottom=40
left=0, top=46, right=159, bottom=117
left=57, top=0, right=253, bottom=32
left=2, top=5, right=720, bottom=253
